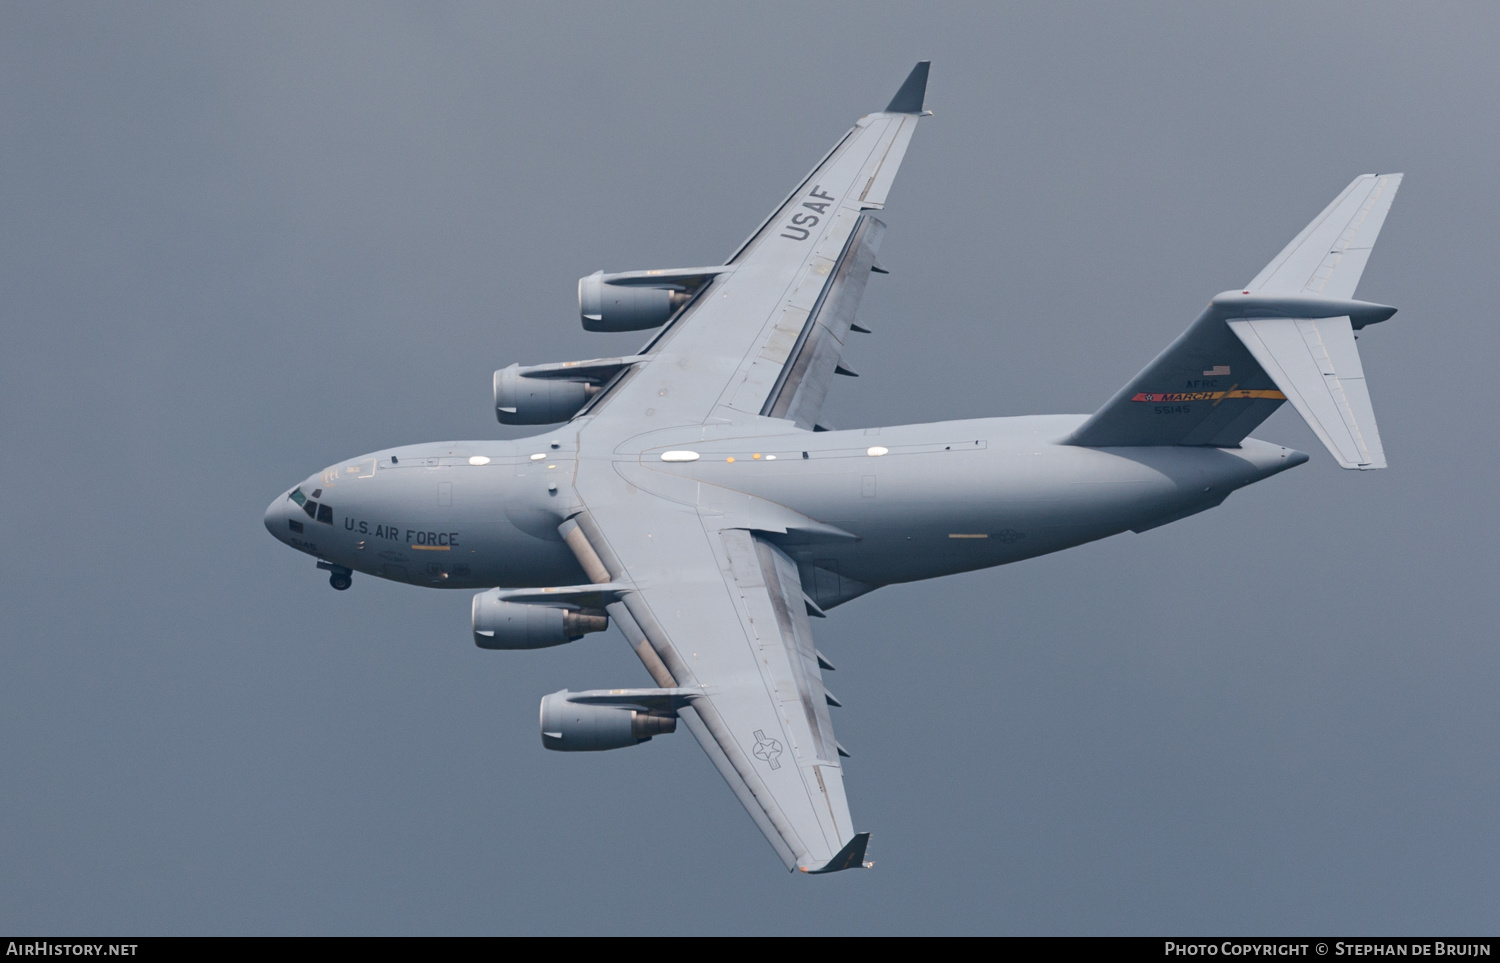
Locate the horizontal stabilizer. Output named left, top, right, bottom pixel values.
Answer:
left=1228, top=316, right=1384, bottom=469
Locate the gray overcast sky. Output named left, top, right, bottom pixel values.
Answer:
left=2, top=2, right=1497, bottom=935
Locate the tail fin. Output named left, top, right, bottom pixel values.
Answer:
left=1248, top=173, right=1402, bottom=299
left=1067, top=174, right=1402, bottom=468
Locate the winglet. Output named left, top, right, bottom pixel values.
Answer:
left=884, top=62, right=930, bottom=113
left=800, top=832, right=873, bottom=874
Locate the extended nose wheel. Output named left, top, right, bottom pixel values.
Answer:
left=317, top=561, right=353, bottom=591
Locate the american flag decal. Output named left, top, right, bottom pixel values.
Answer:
left=1203, top=365, right=1231, bottom=376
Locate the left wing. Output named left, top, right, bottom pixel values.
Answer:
left=584, top=63, right=929, bottom=431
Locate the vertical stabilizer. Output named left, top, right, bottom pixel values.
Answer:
left=1068, top=175, right=1402, bottom=468
left=1248, top=174, right=1402, bottom=300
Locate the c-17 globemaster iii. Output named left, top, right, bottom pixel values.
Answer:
left=264, top=63, right=1402, bottom=874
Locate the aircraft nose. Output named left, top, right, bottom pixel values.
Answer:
left=264, top=495, right=290, bottom=538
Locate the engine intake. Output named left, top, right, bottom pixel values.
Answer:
left=472, top=593, right=608, bottom=650
left=539, top=688, right=693, bottom=751
left=577, top=266, right=730, bottom=332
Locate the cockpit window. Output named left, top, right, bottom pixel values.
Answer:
left=290, top=487, right=333, bottom=524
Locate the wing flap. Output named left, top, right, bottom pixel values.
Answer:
left=752, top=215, right=887, bottom=428
left=722, top=530, right=842, bottom=769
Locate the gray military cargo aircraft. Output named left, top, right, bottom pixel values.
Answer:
left=264, top=63, right=1402, bottom=874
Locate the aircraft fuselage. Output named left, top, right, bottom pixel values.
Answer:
left=263, top=414, right=1306, bottom=603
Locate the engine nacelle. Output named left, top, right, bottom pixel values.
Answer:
left=472, top=593, right=608, bottom=650
left=577, top=266, right=729, bottom=332
left=492, top=355, right=651, bottom=425
left=579, top=274, right=682, bottom=332
left=539, top=689, right=678, bottom=751
left=493, top=364, right=596, bottom=425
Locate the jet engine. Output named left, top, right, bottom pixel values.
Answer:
left=539, top=689, right=680, bottom=751
left=577, top=266, right=730, bottom=332
left=493, top=355, right=648, bottom=425
left=471, top=592, right=608, bottom=650
left=493, top=365, right=596, bottom=425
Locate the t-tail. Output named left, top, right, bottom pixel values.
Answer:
left=1068, top=174, right=1403, bottom=469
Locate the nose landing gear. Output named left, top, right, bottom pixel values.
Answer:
left=316, top=561, right=353, bottom=591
